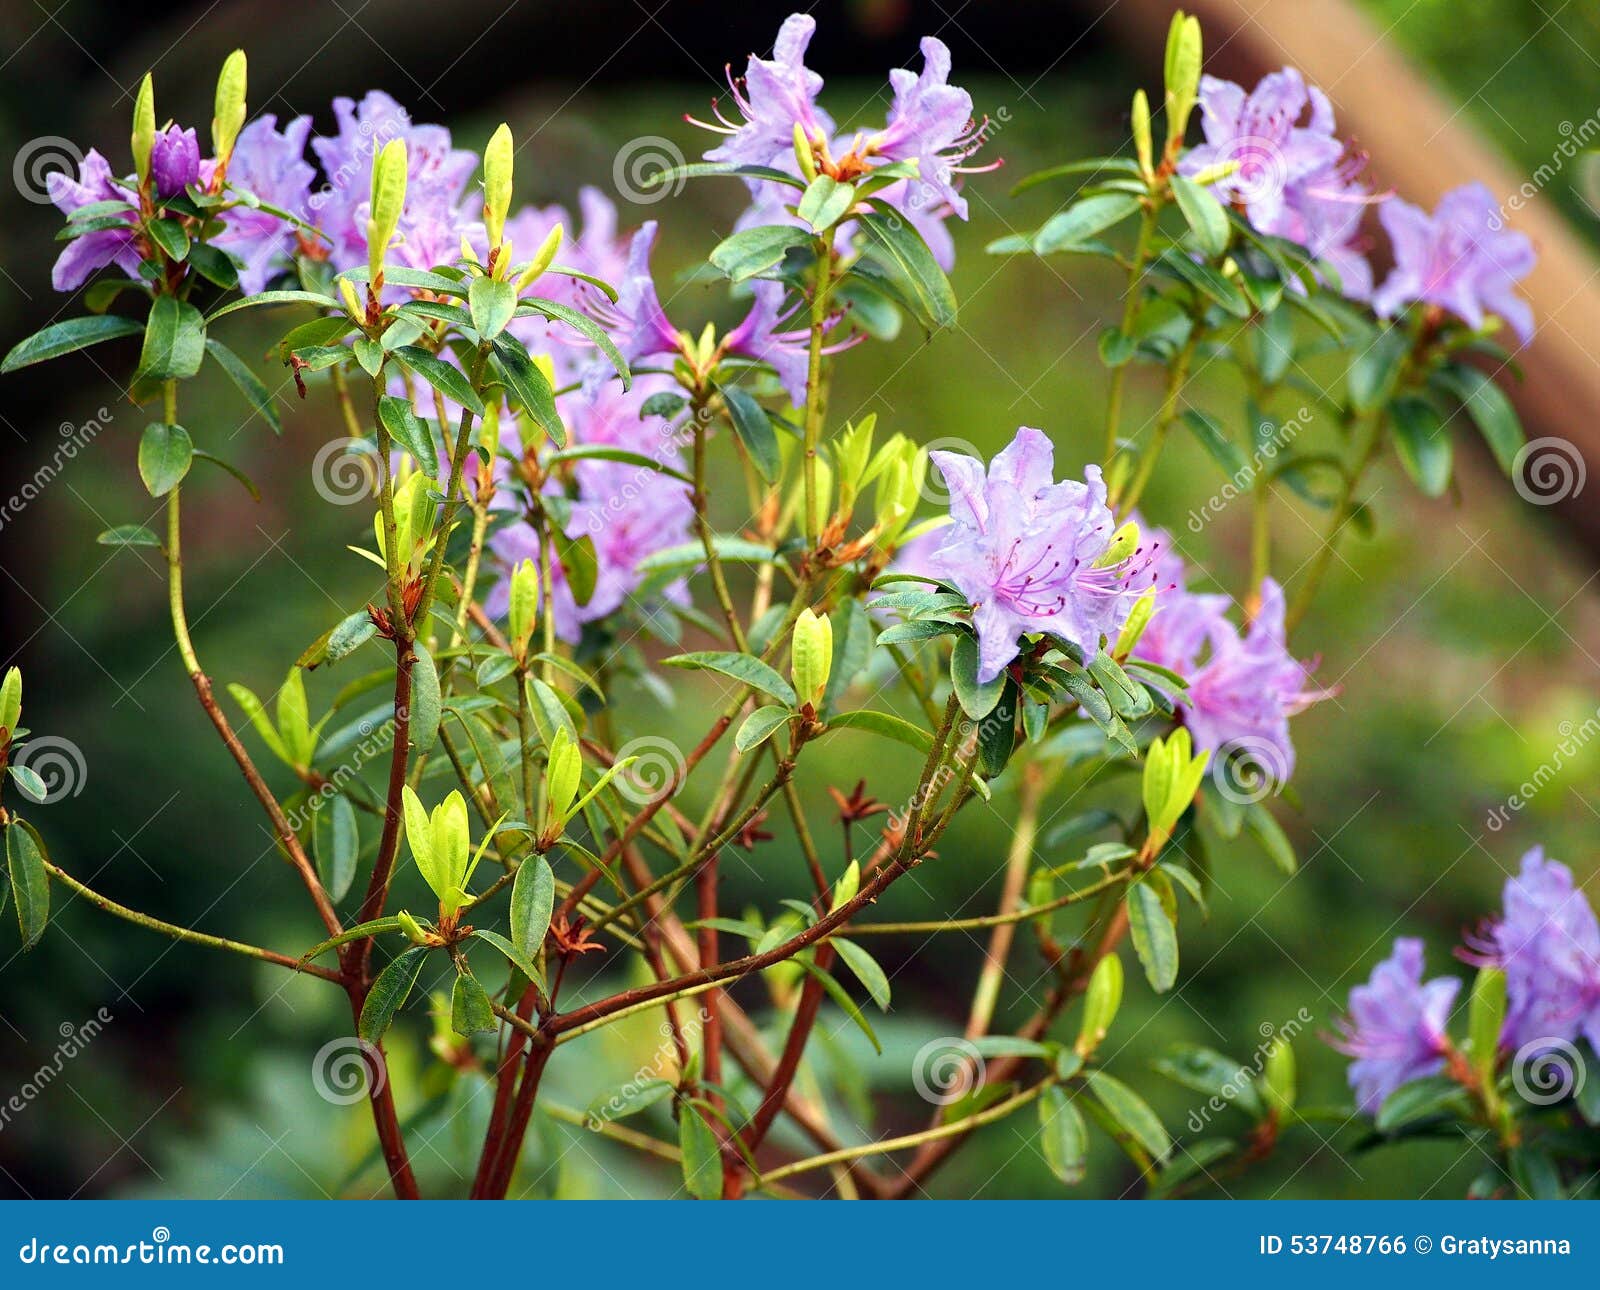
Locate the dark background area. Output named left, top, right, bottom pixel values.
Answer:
left=0, top=0, right=1597, bottom=1199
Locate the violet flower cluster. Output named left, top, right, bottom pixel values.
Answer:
left=1180, top=69, right=1534, bottom=338
left=693, top=13, right=991, bottom=268
left=1336, top=848, right=1600, bottom=1113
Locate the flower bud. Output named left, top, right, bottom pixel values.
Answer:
left=482, top=123, right=514, bottom=251
left=338, top=277, right=366, bottom=324
left=829, top=859, right=860, bottom=912
left=508, top=558, right=539, bottom=660
left=131, top=73, right=156, bottom=188
left=366, top=138, right=409, bottom=285
left=1468, top=966, right=1507, bottom=1089
left=793, top=121, right=818, bottom=183
left=1261, top=1036, right=1296, bottom=1119
left=1075, top=952, right=1123, bottom=1057
left=541, top=727, right=583, bottom=839
left=397, top=910, right=430, bottom=945
left=791, top=607, right=833, bottom=710
left=1131, top=88, right=1153, bottom=180
left=515, top=223, right=564, bottom=293
left=831, top=414, right=876, bottom=517
left=211, top=50, right=248, bottom=165
left=0, top=666, right=20, bottom=736
left=1163, top=11, right=1203, bottom=152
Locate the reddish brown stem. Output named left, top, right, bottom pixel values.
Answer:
left=347, top=646, right=415, bottom=981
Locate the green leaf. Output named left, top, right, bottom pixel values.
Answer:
left=378, top=395, right=438, bottom=476
left=951, top=632, right=1005, bottom=719
left=1390, top=395, right=1452, bottom=497
left=735, top=705, right=795, bottom=753
left=205, top=289, right=338, bottom=322
left=799, top=959, right=881, bottom=1053
left=324, top=611, right=377, bottom=666
left=1, top=315, right=143, bottom=373
left=796, top=176, right=856, bottom=232
left=186, top=242, right=240, bottom=290
left=295, top=916, right=405, bottom=964
left=358, top=947, right=429, bottom=1042
left=1086, top=651, right=1150, bottom=720
left=586, top=1079, right=673, bottom=1125
left=1243, top=802, right=1296, bottom=875
left=1033, top=193, right=1142, bottom=254
left=147, top=217, right=189, bottom=261
left=390, top=345, right=485, bottom=417
left=1182, top=409, right=1249, bottom=481
left=709, top=224, right=812, bottom=281
left=1467, top=967, right=1506, bottom=1088
left=6, top=820, right=50, bottom=950
left=1127, top=881, right=1178, bottom=991
left=1151, top=1044, right=1262, bottom=1117
left=468, top=276, right=517, bottom=340
left=472, top=928, right=545, bottom=989
left=10, top=765, right=47, bottom=802
left=510, top=856, right=555, bottom=963
left=136, top=296, right=207, bottom=383
left=137, top=422, right=193, bottom=497
left=979, top=677, right=1019, bottom=777
left=831, top=937, right=891, bottom=1010
left=664, top=651, right=796, bottom=707
left=720, top=384, right=780, bottom=481
left=515, top=298, right=630, bottom=390
left=1433, top=364, right=1523, bottom=475
left=1169, top=175, right=1229, bottom=258
left=490, top=338, right=562, bottom=444
left=1158, top=249, right=1251, bottom=319
left=1375, top=1075, right=1463, bottom=1133
left=409, top=642, right=441, bottom=754
left=97, top=524, right=160, bottom=548
left=205, top=338, right=282, bottom=434
left=857, top=210, right=957, bottom=330
left=1038, top=1086, right=1088, bottom=1185
left=677, top=1102, right=724, bottom=1199
left=313, top=794, right=359, bottom=903
left=546, top=445, right=691, bottom=484
left=822, top=708, right=931, bottom=754
left=451, top=972, right=496, bottom=1035
left=1085, top=1069, right=1170, bottom=1160
left=227, top=682, right=292, bottom=765
left=1347, top=326, right=1408, bottom=413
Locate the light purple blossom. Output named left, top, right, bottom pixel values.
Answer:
left=46, top=149, right=141, bottom=292
left=212, top=114, right=315, bottom=294
left=149, top=125, right=203, bottom=199
left=868, top=36, right=984, bottom=222
left=1273, top=163, right=1376, bottom=301
left=309, top=91, right=479, bottom=274
left=1332, top=937, right=1460, bottom=1114
left=701, top=14, right=833, bottom=169
left=922, top=428, right=1155, bottom=684
left=1475, top=848, right=1600, bottom=1053
left=1180, top=69, right=1343, bottom=231
left=1372, top=182, right=1535, bottom=343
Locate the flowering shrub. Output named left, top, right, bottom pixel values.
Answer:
left=0, top=13, right=1567, bottom=1199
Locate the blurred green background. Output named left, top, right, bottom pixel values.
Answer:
left=0, top=0, right=1596, bottom=1199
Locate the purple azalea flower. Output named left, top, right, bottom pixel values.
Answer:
left=212, top=114, right=315, bottom=294
left=868, top=36, right=985, bottom=222
left=309, top=91, right=479, bottom=273
left=700, top=14, right=833, bottom=168
left=149, top=124, right=202, bottom=199
left=1473, top=848, right=1600, bottom=1053
left=721, top=278, right=824, bottom=405
left=1332, top=938, right=1460, bottom=1114
left=46, top=149, right=142, bottom=292
left=1180, top=579, right=1325, bottom=785
left=1372, top=182, right=1535, bottom=343
left=594, top=221, right=682, bottom=375
left=1271, top=163, right=1377, bottom=302
left=1180, top=69, right=1343, bottom=231
left=922, top=428, right=1156, bottom=683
